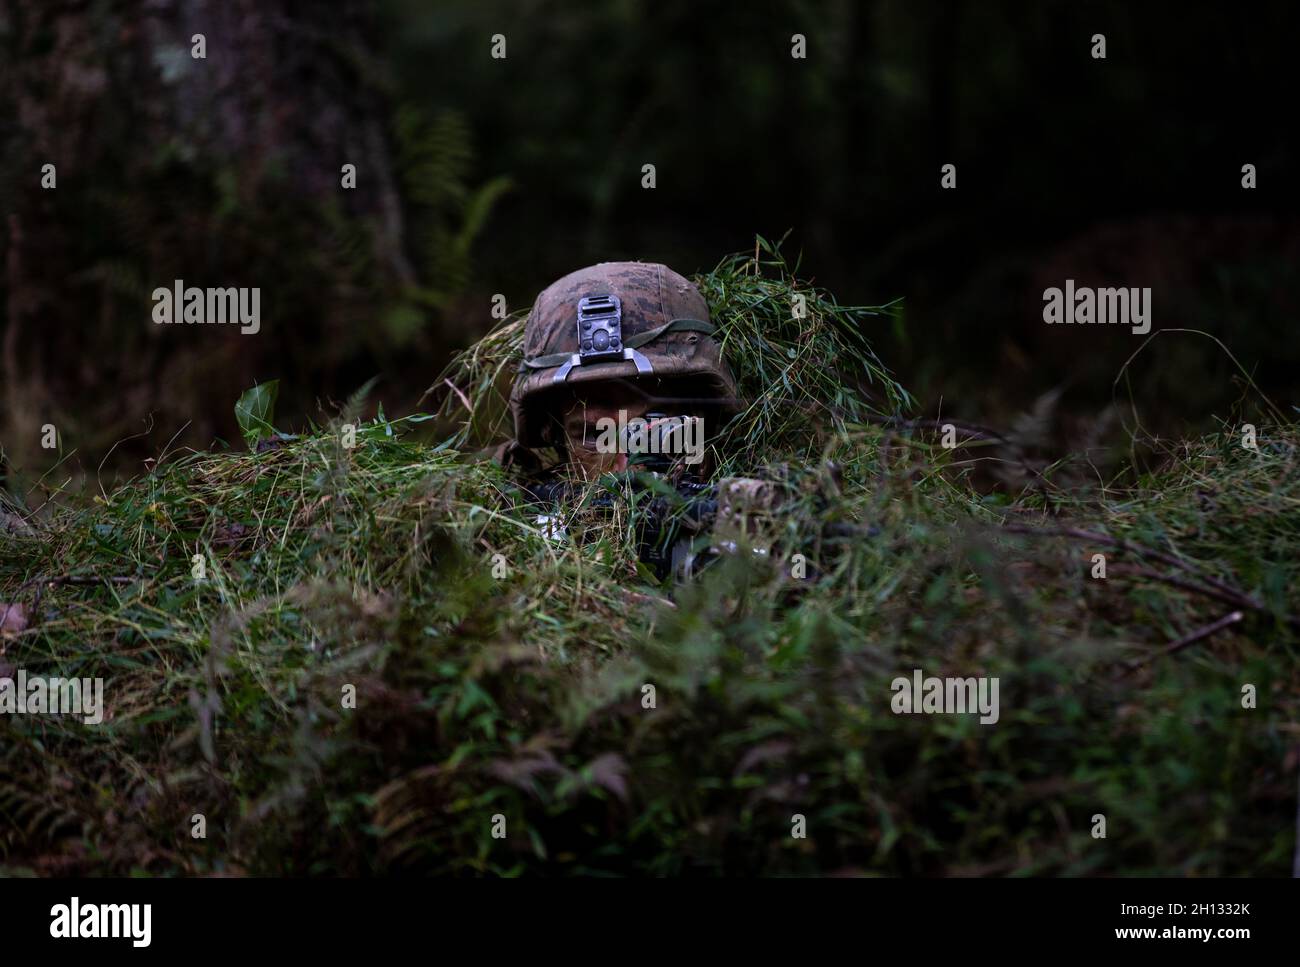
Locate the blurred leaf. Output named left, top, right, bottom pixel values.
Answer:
left=234, top=380, right=280, bottom=449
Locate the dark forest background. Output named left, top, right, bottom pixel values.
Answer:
left=2, top=0, right=1298, bottom=482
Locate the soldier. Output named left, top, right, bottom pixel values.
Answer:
left=506, top=261, right=741, bottom=478
left=501, top=261, right=852, bottom=582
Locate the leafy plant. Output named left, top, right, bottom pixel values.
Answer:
left=234, top=380, right=280, bottom=449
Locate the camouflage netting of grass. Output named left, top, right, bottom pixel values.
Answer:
left=1, top=246, right=1298, bottom=875
left=430, top=237, right=913, bottom=473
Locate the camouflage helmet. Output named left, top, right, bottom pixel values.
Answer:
left=510, top=261, right=739, bottom=448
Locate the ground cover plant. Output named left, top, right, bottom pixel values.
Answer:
left=1, top=243, right=1296, bottom=876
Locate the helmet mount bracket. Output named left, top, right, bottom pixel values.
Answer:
left=551, top=294, right=654, bottom=384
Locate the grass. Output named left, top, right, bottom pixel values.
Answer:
left=1, top=244, right=1297, bottom=876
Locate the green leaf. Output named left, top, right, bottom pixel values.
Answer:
left=234, top=380, right=279, bottom=449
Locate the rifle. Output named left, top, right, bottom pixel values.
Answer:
left=520, top=458, right=875, bottom=583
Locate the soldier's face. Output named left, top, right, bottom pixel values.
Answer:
left=561, top=395, right=649, bottom=477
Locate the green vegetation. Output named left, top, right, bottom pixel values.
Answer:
left=2, top=248, right=1296, bottom=876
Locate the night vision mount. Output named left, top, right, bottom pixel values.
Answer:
left=551, top=294, right=654, bottom=384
